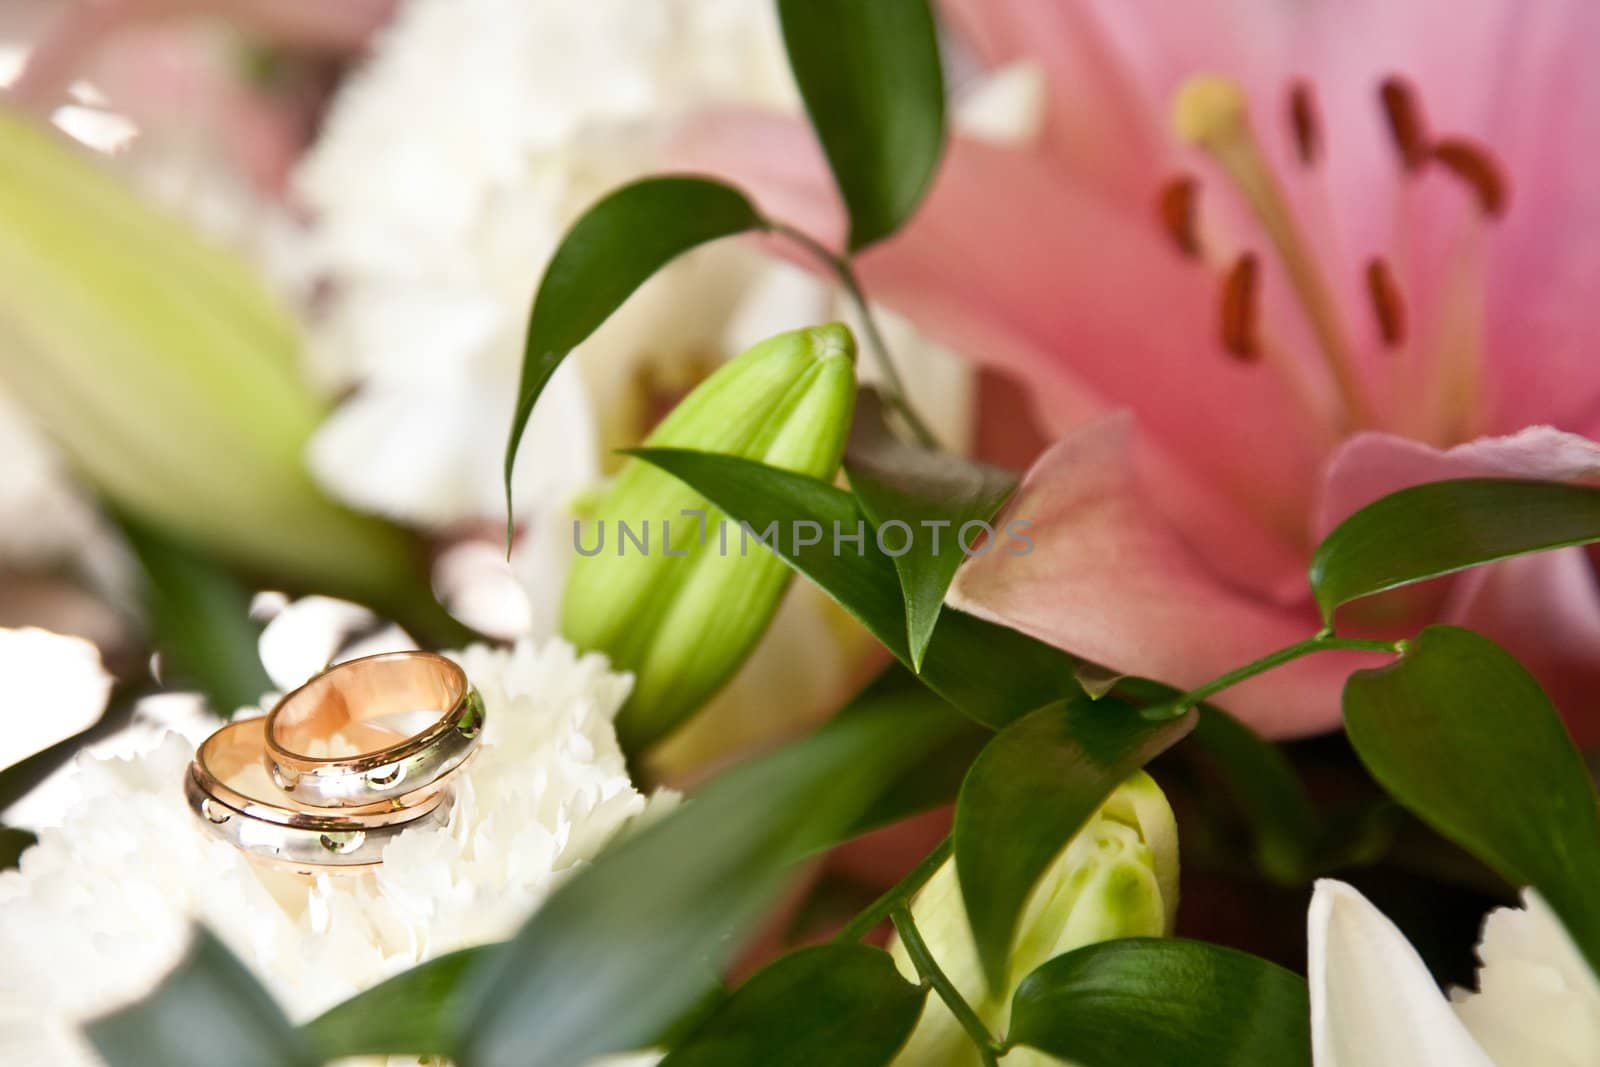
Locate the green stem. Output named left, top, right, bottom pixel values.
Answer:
left=891, top=905, right=1003, bottom=1067
left=1149, top=632, right=1405, bottom=720
left=768, top=221, right=940, bottom=449
left=834, top=836, right=951, bottom=944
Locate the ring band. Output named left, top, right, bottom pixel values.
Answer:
left=186, top=718, right=449, bottom=869
left=263, top=651, right=484, bottom=808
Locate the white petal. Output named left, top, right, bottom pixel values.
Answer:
left=1309, top=880, right=1495, bottom=1067
left=953, top=62, right=1047, bottom=145
left=257, top=596, right=415, bottom=694
left=0, top=627, right=110, bottom=768
left=309, top=360, right=596, bottom=528
left=1453, top=890, right=1600, bottom=1066
left=435, top=540, right=534, bottom=641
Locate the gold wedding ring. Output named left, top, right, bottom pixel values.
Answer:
left=186, top=718, right=449, bottom=869
left=185, top=651, right=484, bottom=871
left=265, top=651, right=483, bottom=807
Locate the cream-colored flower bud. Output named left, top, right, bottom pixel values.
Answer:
left=891, top=772, right=1179, bottom=1067
left=562, top=324, right=856, bottom=752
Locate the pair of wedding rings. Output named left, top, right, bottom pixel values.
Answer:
left=185, top=651, right=484, bottom=870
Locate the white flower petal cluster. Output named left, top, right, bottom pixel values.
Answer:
left=288, top=0, right=935, bottom=769
left=0, top=638, right=667, bottom=1066
left=292, top=0, right=796, bottom=529
left=1452, top=889, right=1600, bottom=1065
left=1309, top=878, right=1600, bottom=1066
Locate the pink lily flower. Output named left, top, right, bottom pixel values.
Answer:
left=677, top=0, right=1600, bottom=741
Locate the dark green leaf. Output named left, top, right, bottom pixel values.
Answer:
left=0, top=825, right=35, bottom=869
left=777, top=0, right=945, bottom=251
left=849, top=714, right=988, bottom=837
left=1007, top=939, right=1311, bottom=1067
left=628, top=448, right=1077, bottom=728
left=458, top=686, right=946, bottom=1067
left=305, top=951, right=727, bottom=1063
left=118, top=513, right=269, bottom=716
left=1310, top=479, right=1600, bottom=624
left=1187, top=706, right=1320, bottom=884
left=955, top=697, right=1196, bottom=992
left=834, top=663, right=987, bottom=836
left=87, top=928, right=316, bottom=1067
left=504, top=176, right=762, bottom=524
left=303, top=946, right=486, bottom=1059
left=1343, top=625, right=1600, bottom=973
left=844, top=390, right=1016, bottom=669
left=661, top=944, right=924, bottom=1066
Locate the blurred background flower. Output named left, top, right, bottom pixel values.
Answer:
left=3, top=2, right=1589, bottom=1053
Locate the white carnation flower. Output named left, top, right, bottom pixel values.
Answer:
left=0, top=638, right=669, bottom=1066
left=292, top=0, right=797, bottom=532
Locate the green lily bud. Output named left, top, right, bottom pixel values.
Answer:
left=890, top=772, right=1179, bottom=1067
left=0, top=109, right=437, bottom=625
left=562, top=324, right=856, bottom=752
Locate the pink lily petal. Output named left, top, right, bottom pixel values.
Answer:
left=1449, top=549, right=1600, bottom=747
left=1477, top=0, right=1600, bottom=434
left=947, top=412, right=1374, bottom=737
left=1317, top=427, right=1600, bottom=741
left=675, top=113, right=1323, bottom=581
left=10, top=0, right=392, bottom=110
left=1316, top=426, right=1600, bottom=537
left=939, top=0, right=1171, bottom=205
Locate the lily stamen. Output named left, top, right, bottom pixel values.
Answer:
left=1288, top=80, right=1320, bottom=166
left=1173, top=74, right=1377, bottom=430
left=1379, top=76, right=1430, bottom=172
left=1220, top=252, right=1261, bottom=360
left=1431, top=139, right=1509, bottom=217
left=1157, top=175, right=1202, bottom=258
left=1365, top=258, right=1407, bottom=347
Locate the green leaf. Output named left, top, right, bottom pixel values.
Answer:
left=1309, top=478, right=1600, bottom=623
left=628, top=448, right=1077, bottom=728
left=457, top=686, right=948, bottom=1067
left=87, top=928, right=316, bottom=1067
left=954, top=696, right=1197, bottom=992
left=1006, top=939, right=1311, bottom=1067
left=661, top=944, right=925, bottom=1066
left=1187, top=706, right=1320, bottom=884
left=1343, top=625, right=1600, bottom=973
left=844, top=390, right=1016, bottom=669
left=304, top=950, right=727, bottom=1063
left=832, top=663, right=989, bottom=837
left=504, top=176, right=762, bottom=525
left=303, top=946, right=485, bottom=1059
left=777, top=0, right=945, bottom=251
left=117, top=512, right=270, bottom=716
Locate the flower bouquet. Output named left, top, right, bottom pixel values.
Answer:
left=1, top=1, right=1598, bottom=1065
